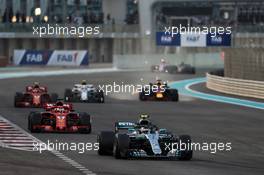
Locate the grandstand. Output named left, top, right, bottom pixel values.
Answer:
left=0, top=0, right=263, bottom=80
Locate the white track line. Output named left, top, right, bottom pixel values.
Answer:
left=0, top=115, right=96, bottom=175
left=0, top=134, right=26, bottom=136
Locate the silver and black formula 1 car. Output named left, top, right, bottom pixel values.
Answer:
left=139, top=79, right=179, bottom=101
left=97, top=115, right=193, bottom=160
left=151, top=62, right=195, bottom=74
left=64, top=80, right=104, bottom=103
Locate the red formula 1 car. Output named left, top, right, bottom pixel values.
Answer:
left=14, top=82, right=58, bottom=108
left=28, top=101, right=91, bottom=133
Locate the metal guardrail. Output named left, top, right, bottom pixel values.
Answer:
left=206, top=73, right=264, bottom=99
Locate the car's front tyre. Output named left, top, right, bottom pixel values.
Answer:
left=114, top=134, right=130, bottom=159
left=28, top=112, right=42, bottom=133
left=79, top=112, right=91, bottom=134
left=98, top=131, right=115, bottom=155
left=64, top=89, right=73, bottom=102
left=177, top=135, right=193, bottom=160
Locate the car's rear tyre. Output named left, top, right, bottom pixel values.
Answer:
left=172, top=68, right=178, bottom=74
left=79, top=112, right=91, bottom=133
left=41, top=94, right=50, bottom=106
left=165, top=65, right=178, bottom=74
left=97, top=91, right=104, bottom=103
left=64, top=89, right=73, bottom=102
left=98, top=131, right=115, bottom=155
left=28, top=112, right=42, bottom=133
left=192, top=68, right=196, bottom=74
left=14, top=92, right=23, bottom=107
left=168, top=89, right=179, bottom=102
left=139, top=92, right=147, bottom=101
left=150, top=65, right=157, bottom=72
left=166, top=68, right=171, bottom=73
left=177, top=135, right=193, bottom=160
left=114, top=134, right=130, bottom=159
left=50, top=93, right=58, bottom=103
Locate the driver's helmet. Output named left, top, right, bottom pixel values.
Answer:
left=156, top=79, right=162, bottom=86
left=33, top=82, right=40, bottom=88
left=56, top=101, right=64, bottom=106
left=81, top=80, right=87, bottom=85
left=161, top=58, right=165, bottom=63
left=138, top=114, right=151, bottom=126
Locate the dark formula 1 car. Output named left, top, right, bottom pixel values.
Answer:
left=98, top=115, right=193, bottom=160
left=28, top=101, right=91, bottom=133
left=139, top=80, right=178, bottom=101
left=64, top=81, right=104, bottom=103
left=151, top=62, right=195, bottom=74
left=14, top=82, right=58, bottom=108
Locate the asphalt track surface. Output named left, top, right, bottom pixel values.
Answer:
left=0, top=70, right=264, bottom=175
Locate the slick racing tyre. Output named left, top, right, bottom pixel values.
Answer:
left=169, top=89, right=179, bottom=102
left=64, top=89, right=73, bottom=102
left=50, top=93, right=58, bottom=103
left=14, top=92, right=23, bottom=107
left=191, top=68, right=196, bottom=74
left=28, top=112, right=42, bottom=133
left=98, top=131, right=115, bottom=155
left=139, top=92, right=147, bottom=101
left=79, top=112, right=91, bottom=133
left=165, top=65, right=178, bottom=74
left=177, top=135, right=193, bottom=160
left=150, top=65, right=157, bottom=72
left=98, top=90, right=105, bottom=103
left=114, top=134, right=130, bottom=159
left=41, top=94, right=50, bottom=106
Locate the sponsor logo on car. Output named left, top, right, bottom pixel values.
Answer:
left=118, top=122, right=134, bottom=126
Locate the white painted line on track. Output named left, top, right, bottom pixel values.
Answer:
left=0, top=115, right=96, bottom=175
left=1, top=140, right=35, bottom=142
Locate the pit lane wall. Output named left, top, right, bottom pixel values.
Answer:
left=13, top=50, right=89, bottom=66
left=113, top=53, right=224, bottom=70
left=206, top=73, right=264, bottom=99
